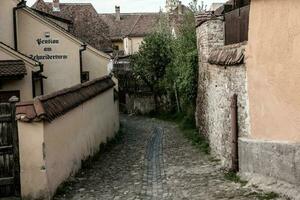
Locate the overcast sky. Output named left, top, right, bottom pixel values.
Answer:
left=26, top=0, right=227, bottom=13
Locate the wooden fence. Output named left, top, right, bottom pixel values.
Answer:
left=225, top=5, right=250, bottom=45
left=0, top=99, right=20, bottom=197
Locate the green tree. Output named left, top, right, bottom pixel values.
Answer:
left=170, top=11, right=199, bottom=112
left=131, top=32, right=173, bottom=110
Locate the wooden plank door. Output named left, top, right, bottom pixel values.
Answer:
left=0, top=102, right=20, bottom=197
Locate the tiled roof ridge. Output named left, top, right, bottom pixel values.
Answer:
left=98, top=12, right=159, bottom=15
left=0, top=41, right=41, bottom=66
left=16, top=75, right=115, bottom=122
left=31, top=8, right=73, bottom=24
left=45, top=2, right=93, bottom=6
left=195, top=12, right=223, bottom=27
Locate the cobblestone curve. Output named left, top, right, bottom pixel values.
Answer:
left=54, top=115, right=286, bottom=200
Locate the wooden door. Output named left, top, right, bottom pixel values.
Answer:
left=0, top=102, right=20, bottom=197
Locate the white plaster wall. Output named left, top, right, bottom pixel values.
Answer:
left=18, top=122, right=50, bottom=200
left=17, top=9, right=81, bottom=94
left=18, top=88, right=119, bottom=199
left=82, top=48, right=109, bottom=80
left=43, top=88, right=119, bottom=197
left=124, top=37, right=144, bottom=55
left=0, top=0, right=18, bottom=47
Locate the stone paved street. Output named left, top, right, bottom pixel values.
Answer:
left=54, top=115, right=285, bottom=200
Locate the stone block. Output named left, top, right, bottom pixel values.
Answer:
left=239, top=137, right=300, bottom=186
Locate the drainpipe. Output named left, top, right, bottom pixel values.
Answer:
left=13, top=0, right=26, bottom=50
left=231, top=94, right=239, bottom=172
left=79, top=44, right=87, bottom=83
left=38, top=64, right=45, bottom=95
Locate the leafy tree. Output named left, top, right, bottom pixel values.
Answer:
left=131, top=32, right=173, bottom=110
left=131, top=0, right=199, bottom=115
left=170, top=11, right=199, bottom=112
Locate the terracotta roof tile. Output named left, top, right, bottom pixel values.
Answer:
left=195, top=12, right=223, bottom=27
left=208, top=43, right=245, bottom=66
left=0, top=60, right=27, bottom=78
left=128, top=14, right=160, bottom=37
left=16, top=75, right=115, bottom=122
left=32, top=0, right=112, bottom=51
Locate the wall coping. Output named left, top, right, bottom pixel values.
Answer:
left=195, top=12, right=223, bottom=28
left=208, top=42, right=246, bottom=66
left=16, top=75, right=115, bottom=122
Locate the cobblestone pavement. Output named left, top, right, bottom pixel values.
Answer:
left=54, top=115, right=285, bottom=200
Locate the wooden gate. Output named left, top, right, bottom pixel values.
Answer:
left=0, top=98, right=20, bottom=197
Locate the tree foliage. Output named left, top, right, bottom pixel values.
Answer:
left=131, top=32, right=173, bottom=95
left=131, top=1, right=199, bottom=114
left=170, top=11, right=199, bottom=110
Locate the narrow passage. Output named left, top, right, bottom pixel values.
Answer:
left=54, top=115, right=285, bottom=200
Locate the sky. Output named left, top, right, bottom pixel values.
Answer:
left=26, top=0, right=227, bottom=13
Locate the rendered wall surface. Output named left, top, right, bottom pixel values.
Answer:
left=246, top=0, right=300, bottom=141
left=82, top=48, right=110, bottom=80
left=18, top=122, right=49, bottom=200
left=18, top=88, right=119, bottom=199
left=124, top=37, right=144, bottom=55
left=239, top=138, right=300, bottom=186
left=0, top=0, right=17, bottom=47
left=17, top=9, right=81, bottom=94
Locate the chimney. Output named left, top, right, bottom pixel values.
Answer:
left=115, top=6, right=120, bottom=21
left=178, top=1, right=183, bottom=15
left=53, top=0, right=60, bottom=12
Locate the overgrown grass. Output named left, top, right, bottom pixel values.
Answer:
left=245, top=191, right=280, bottom=200
left=224, top=171, right=248, bottom=186
left=148, top=111, right=210, bottom=154
left=224, top=171, right=280, bottom=200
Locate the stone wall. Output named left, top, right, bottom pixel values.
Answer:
left=195, top=14, right=250, bottom=168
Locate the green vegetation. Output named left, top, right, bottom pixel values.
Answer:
left=256, top=192, right=280, bottom=200
left=131, top=1, right=199, bottom=115
left=224, top=171, right=248, bottom=186
left=132, top=0, right=208, bottom=154
left=224, top=172, right=280, bottom=199
left=245, top=191, right=280, bottom=200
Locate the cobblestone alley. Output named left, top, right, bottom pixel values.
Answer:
left=54, top=115, right=285, bottom=200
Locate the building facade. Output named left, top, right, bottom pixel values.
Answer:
left=195, top=0, right=300, bottom=198
left=33, top=0, right=189, bottom=56
left=0, top=0, right=119, bottom=199
left=0, top=0, right=111, bottom=100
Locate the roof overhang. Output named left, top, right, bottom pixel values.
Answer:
left=0, top=60, right=27, bottom=80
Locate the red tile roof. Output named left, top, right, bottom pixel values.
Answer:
left=99, top=13, right=160, bottom=39
left=0, top=60, right=27, bottom=78
left=32, top=0, right=112, bottom=51
left=16, top=75, right=115, bottom=122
